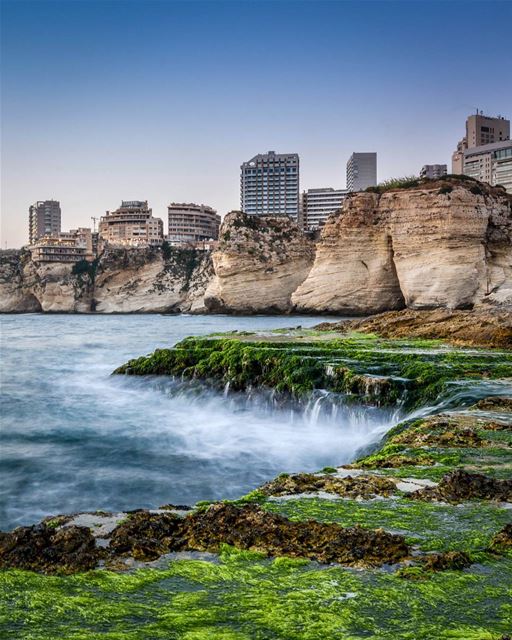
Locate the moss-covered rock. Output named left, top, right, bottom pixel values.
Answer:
left=260, top=472, right=397, bottom=499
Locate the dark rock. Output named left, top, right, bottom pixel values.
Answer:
left=472, top=397, right=512, bottom=413
left=108, top=511, right=182, bottom=560
left=0, top=524, right=100, bottom=574
left=107, top=503, right=410, bottom=568
left=420, top=551, right=471, bottom=572
left=411, top=470, right=512, bottom=503
left=260, top=472, right=396, bottom=499
left=489, top=523, right=512, bottom=551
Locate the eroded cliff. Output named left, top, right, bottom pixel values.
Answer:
left=1, top=177, right=511, bottom=314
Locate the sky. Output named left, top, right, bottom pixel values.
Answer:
left=1, top=0, right=511, bottom=248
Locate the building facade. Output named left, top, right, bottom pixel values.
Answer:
left=167, top=203, right=221, bottom=245
left=346, top=153, right=377, bottom=192
left=28, top=200, right=61, bottom=245
left=30, top=236, right=88, bottom=263
left=463, top=140, right=512, bottom=193
left=240, top=151, right=300, bottom=220
left=301, top=188, right=348, bottom=231
left=420, top=164, right=447, bottom=180
left=452, top=112, right=510, bottom=173
left=99, top=201, right=164, bottom=247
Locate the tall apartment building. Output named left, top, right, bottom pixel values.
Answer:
left=167, top=203, right=221, bottom=245
left=240, top=151, right=300, bottom=220
left=99, top=201, right=164, bottom=247
left=28, top=200, right=61, bottom=244
left=463, top=140, right=512, bottom=194
left=301, top=188, right=348, bottom=231
left=346, top=153, right=377, bottom=192
left=452, top=111, right=510, bottom=173
left=420, top=164, right=447, bottom=180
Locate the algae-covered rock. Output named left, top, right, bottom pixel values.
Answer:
left=420, top=550, right=472, bottom=572
left=412, top=470, right=512, bottom=503
left=0, top=524, right=101, bottom=574
left=108, top=511, right=182, bottom=560
left=107, top=503, right=410, bottom=568
left=260, top=472, right=397, bottom=499
left=390, top=418, right=484, bottom=448
left=472, top=396, right=512, bottom=413
left=489, top=523, right=512, bottom=551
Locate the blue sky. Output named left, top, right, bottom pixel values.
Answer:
left=1, top=0, right=511, bottom=247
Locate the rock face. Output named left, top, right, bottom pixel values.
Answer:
left=0, top=246, right=212, bottom=313
left=204, top=211, right=315, bottom=313
left=1, top=178, right=511, bottom=314
left=293, top=179, right=512, bottom=313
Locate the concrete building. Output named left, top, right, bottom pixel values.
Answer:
left=240, top=151, right=300, bottom=220
left=30, top=236, right=88, bottom=263
left=346, top=153, right=377, bottom=192
left=28, top=200, right=61, bottom=244
left=99, top=201, right=164, bottom=247
left=463, top=140, right=512, bottom=193
left=301, top=188, right=348, bottom=231
left=420, top=164, right=447, bottom=180
left=452, top=111, right=510, bottom=173
left=167, top=203, right=221, bottom=246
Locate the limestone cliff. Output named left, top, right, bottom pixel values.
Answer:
left=204, top=211, right=315, bottom=313
left=292, top=178, right=512, bottom=313
left=1, top=178, right=511, bottom=315
left=0, top=246, right=212, bottom=313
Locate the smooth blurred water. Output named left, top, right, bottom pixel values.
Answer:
left=0, top=313, right=467, bottom=531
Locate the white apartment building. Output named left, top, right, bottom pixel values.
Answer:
left=346, top=153, right=377, bottom=192
left=301, top=188, right=348, bottom=231
left=240, top=151, right=300, bottom=220
left=99, top=201, right=164, bottom=247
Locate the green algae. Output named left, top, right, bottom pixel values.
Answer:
left=1, top=545, right=511, bottom=640
left=113, top=332, right=512, bottom=409
left=262, top=496, right=511, bottom=556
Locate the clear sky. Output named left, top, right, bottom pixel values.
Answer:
left=1, top=0, right=511, bottom=247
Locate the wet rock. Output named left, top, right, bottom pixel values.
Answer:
left=108, top=511, right=182, bottom=560
left=411, top=470, right=512, bottom=503
left=420, top=551, right=471, bottom=572
left=108, top=503, right=410, bottom=568
left=472, top=396, right=512, bottom=413
left=351, top=452, right=435, bottom=469
left=0, top=524, right=100, bottom=574
left=180, top=503, right=409, bottom=567
left=489, top=523, right=512, bottom=551
left=391, top=419, right=484, bottom=448
left=260, top=473, right=396, bottom=499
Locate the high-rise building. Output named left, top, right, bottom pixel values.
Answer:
left=452, top=111, right=510, bottom=173
left=240, top=151, right=300, bottom=219
left=301, top=188, right=348, bottom=231
left=420, top=164, right=447, bottom=180
left=346, top=153, right=377, bottom=192
left=463, top=140, right=512, bottom=194
left=99, top=201, right=164, bottom=247
left=167, top=203, right=221, bottom=245
left=28, top=200, right=61, bottom=245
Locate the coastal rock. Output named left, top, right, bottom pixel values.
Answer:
left=260, top=472, right=397, bottom=499
left=293, top=179, right=512, bottom=313
left=411, top=470, right=512, bottom=503
left=317, top=308, right=512, bottom=349
left=0, top=523, right=100, bottom=574
left=204, top=211, right=314, bottom=313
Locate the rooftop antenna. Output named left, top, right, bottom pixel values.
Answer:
left=91, top=216, right=98, bottom=233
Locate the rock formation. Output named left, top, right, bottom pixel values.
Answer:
left=0, top=246, right=212, bottom=313
left=293, top=178, right=512, bottom=313
left=1, top=177, right=511, bottom=314
left=204, top=211, right=315, bottom=313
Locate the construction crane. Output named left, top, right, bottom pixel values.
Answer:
left=91, top=216, right=98, bottom=233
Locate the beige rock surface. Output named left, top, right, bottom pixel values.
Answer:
left=204, top=212, right=315, bottom=313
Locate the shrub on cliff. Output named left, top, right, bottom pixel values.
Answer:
left=366, top=176, right=420, bottom=193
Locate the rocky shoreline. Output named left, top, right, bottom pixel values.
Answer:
left=1, top=322, right=511, bottom=638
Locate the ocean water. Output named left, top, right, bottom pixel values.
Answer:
left=1, top=313, right=406, bottom=530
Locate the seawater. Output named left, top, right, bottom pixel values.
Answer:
left=1, top=314, right=408, bottom=530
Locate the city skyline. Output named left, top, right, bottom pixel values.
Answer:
left=2, top=0, right=512, bottom=248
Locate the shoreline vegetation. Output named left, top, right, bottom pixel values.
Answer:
left=1, top=314, right=512, bottom=638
